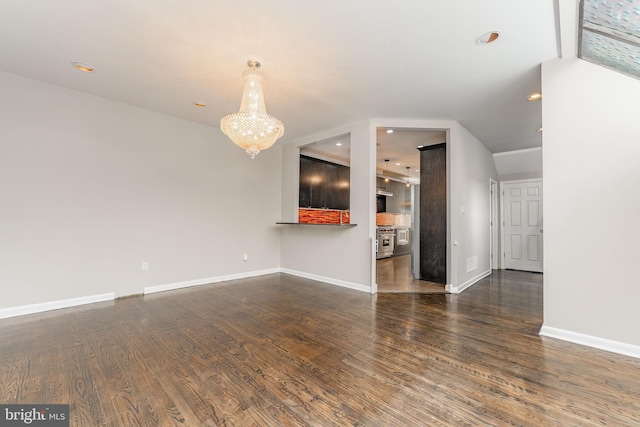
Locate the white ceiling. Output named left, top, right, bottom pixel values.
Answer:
left=0, top=0, right=559, bottom=154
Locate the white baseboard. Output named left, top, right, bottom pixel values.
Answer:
left=0, top=267, right=369, bottom=319
left=446, top=269, right=492, bottom=294
left=143, top=268, right=281, bottom=295
left=539, top=325, right=640, bottom=360
left=0, top=293, right=115, bottom=320
left=280, top=268, right=371, bottom=293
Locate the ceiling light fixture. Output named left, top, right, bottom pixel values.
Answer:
left=475, top=31, right=501, bottom=45
left=72, top=61, right=95, bottom=73
left=386, top=129, right=394, bottom=134
left=384, top=159, right=390, bottom=183
left=405, top=166, right=411, bottom=187
left=336, top=142, right=342, bottom=146
left=194, top=102, right=207, bottom=107
left=527, top=93, right=542, bottom=101
left=220, top=60, right=284, bottom=159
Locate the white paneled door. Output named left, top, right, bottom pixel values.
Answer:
left=502, top=180, right=543, bottom=272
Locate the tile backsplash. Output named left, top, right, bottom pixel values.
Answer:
left=376, top=213, right=411, bottom=226
left=299, top=208, right=350, bottom=224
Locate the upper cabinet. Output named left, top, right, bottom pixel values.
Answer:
left=299, top=155, right=350, bottom=210
left=298, top=133, right=351, bottom=213
left=376, top=177, right=411, bottom=214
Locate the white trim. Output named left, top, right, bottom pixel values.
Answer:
left=499, top=180, right=505, bottom=269
left=492, top=147, right=542, bottom=158
left=0, top=292, right=115, bottom=320
left=144, top=268, right=280, bottom=295
left=370, top=237, right=377, bottom=294
left=0, top=267, right=367, bottom=319
left=490, top=178, right=498, bottom=271
left=499, top=178, right=542, bottom=184
left=445, top=269, right=491, bottom=294
left=281, top=268, right=371, bottom=293
left=539, top=325, right=640, bottom=360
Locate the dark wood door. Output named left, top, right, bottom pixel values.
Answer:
left=419, top=143, right=446, bottom=283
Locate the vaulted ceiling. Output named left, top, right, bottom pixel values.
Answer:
left=0, top=0, right=559, bottom=153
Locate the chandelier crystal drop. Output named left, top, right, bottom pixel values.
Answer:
left=220, top=61, right=285, bottom=159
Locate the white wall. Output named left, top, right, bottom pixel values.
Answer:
left=0, top=70, right=282, bottom=311
left=448, top=123, right=499, bottom=292
left=0, top=69, right=500, bottom=314
left=279, top=121, right=375, bottom=292
left=541, top=57, right=640, bottom=349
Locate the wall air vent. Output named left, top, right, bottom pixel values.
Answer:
left=578, top=0, right=640, bottom=80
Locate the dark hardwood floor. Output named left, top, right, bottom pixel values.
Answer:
left=376, top=254, right=447, bottom=293
left=1, top=270, right=639, bottom=426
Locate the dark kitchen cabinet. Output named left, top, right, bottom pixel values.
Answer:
left=376, top=177, right=411, bottom=214
left=419, top=143, right=447, bottom=284
left=299, top=155, right=350, bottom=210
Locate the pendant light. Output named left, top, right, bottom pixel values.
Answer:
left=220, top=60, right=285, bottom=159
left=405, top=166, right=411, bottom=187
left=384, top=159, right=390, bottom=183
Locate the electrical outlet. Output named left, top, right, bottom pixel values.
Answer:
left=243, top=253, right=248, bottom=262
left=142, top=262, right=149, bottom=271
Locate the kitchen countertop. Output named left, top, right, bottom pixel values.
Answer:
left=276, top=222, right=357, bottom=227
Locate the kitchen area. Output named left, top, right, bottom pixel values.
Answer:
left=375, top=174, right=413, bottom=260
left=374, top=166, right=425, bottom=292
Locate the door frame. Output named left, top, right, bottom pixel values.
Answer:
left=499, top=178, right=543, bottom=270
left=490, top=178, right=498, bottom=270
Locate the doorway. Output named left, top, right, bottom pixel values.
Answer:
left=374, top=127, right=448, bottom=293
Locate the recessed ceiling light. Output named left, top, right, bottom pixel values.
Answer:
left=475, top=31, right=501, bottom=45
left=193, top=102, right=207, bottom=107
left=528, top=93, right=542, bottom=101
left=72, top=61, right=95, bottom=73
left=417, top=145, right=424, bottom=148
left=336, top=142, right=342, bottom=146
left=386, top=129, right=393, bottom=134
left=395, top=162, right=400, bottom=166
left=416, top=169, right=420, bottom=172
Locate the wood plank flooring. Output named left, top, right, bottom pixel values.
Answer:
left=376, top=254, right=447, bottom=293
left=1, top=270, right=639, bottom=426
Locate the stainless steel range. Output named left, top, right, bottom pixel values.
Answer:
left=376, top=227, right=395, bottom=259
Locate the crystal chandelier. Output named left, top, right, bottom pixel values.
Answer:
left=220, top=60, right=285, bottom=158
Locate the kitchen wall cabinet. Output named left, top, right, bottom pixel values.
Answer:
left=376, top=177, right=411, bottom=214
left=299, top=155, right=350, bottom=210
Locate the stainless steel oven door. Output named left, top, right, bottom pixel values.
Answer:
left=376, top=232, right=395, bottom=259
